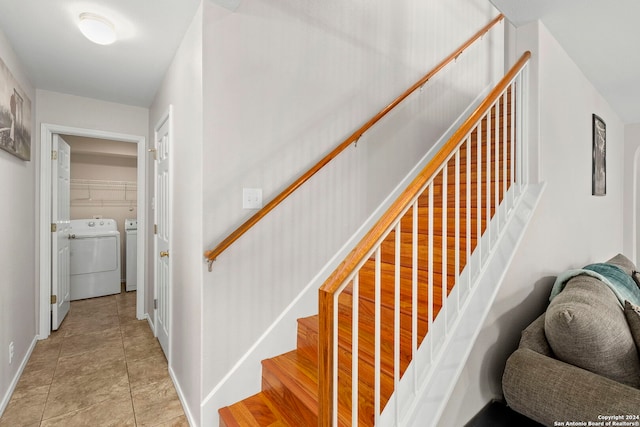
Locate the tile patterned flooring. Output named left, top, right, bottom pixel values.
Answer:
left=0, top=290, right=188, bottom=427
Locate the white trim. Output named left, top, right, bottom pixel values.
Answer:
left=170, top=366, right=197, bottom=427
left=0, top=337, right=37, bottom=416
left=145, top=313, right=156, bottom=335
left=38, top=123, right=147, bottom=338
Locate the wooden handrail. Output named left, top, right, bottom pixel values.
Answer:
left=204, top=14, right=505, bottom=270
left=318, top=50, right=531, bottom=426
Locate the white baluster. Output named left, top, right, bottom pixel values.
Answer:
left=374, top=246, right=381, bottom=424
left=352, top=276, right=359, bottom=426
left=442, top=166, right=448, bottom=332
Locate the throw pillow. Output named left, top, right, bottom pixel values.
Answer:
left=624, top=300, right=640, bottom=353
left=545, top=275, right=640, bottom=387
left=606, top=253, right=637, bottom=276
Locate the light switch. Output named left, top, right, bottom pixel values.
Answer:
left=243, top=188, right=262, bottom=209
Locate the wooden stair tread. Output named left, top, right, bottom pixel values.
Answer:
left=298, top=302, right=425, bottom=381
left=261, top=351, right=319, bottom=426
left=219, top=392, right=292, bottom=427
left=262, top=349, right=382, bottom=427
left=352, top=260, right=446, bottom=312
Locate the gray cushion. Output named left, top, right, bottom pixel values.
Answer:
left=606, top=254, right=640, bottom=295
left=625, top=300, right=640, bottom=353
left=606, top=253, right=636, bottom=275
left=503, top=348, right=640, bottom=426
left=518, top=313, right=553, bottom=357
left=545, top=275, right=640, bottom=387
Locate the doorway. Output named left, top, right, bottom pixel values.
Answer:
left=39, top=124, right=147, bottom=338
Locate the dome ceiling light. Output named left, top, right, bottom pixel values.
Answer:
left=78, top=12, right=117, bottom=45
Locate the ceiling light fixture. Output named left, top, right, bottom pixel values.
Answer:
left=78, top=12, right=117, bottom=45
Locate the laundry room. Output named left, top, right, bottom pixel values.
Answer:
left=65, top=134, right=138, bottom=296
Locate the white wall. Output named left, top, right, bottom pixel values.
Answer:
left=200, top=0, right=503, bottom=418
left=36, top=90, right=148, bottom=137
left=148, top=4, right=203, bottom=425
left=0, top=28, right=36, bottom=416
left=623, top=124, right=640, bottom=264
left=440, top=20, right=626, bottom=426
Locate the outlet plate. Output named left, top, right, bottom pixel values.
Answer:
left=242, top=188, right=262, bottom=210
left=9, top=341, right=14, bottom=364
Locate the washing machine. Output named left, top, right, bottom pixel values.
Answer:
left=70, top=219, right=121, bottom=300
left=124, top=218, right=137, bottom=291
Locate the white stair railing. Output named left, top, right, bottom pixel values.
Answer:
left=319, top=51, right=532, bottom=426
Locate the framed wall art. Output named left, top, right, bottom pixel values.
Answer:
left=592, top=113, right=606, bottom=196
left=0, top=55, right=31, bottom=161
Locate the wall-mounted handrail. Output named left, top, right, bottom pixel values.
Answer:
left=317, top=50, right=531, bottom=426
left=204, top=14, right=505, bottom=270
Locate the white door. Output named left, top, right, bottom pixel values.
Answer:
left=51, top=135, right=71, bottom=330
left=154, top=114, right=171, bottom=358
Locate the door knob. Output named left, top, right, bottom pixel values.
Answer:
left=160, top=250, right=169, bottom=258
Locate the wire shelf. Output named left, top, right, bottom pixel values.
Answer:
left=71, top=179, right=137, bottom=207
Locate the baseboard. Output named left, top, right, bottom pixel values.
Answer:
left=169, top=366, right=198, bottom=427
left=0, top=336, right=37, bottom=417
left=145, top=313, right=155, bottom=335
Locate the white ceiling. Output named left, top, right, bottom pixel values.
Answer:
left=491, top=0, right=640, bottom=124
left=0, top=1, right=638, bottom=122
left=0, top=0, right=201, bottom=107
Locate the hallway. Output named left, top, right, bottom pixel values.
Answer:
left=0, top=291, right=187, bottom=426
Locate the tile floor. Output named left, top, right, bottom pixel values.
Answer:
left=0, top=290, right=188, bottom=427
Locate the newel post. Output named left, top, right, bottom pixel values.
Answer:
left=318, top=289, right=335, bottom=427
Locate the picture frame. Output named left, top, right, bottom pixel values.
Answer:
left=592, top=114, right=606, bottom=196
left=0, top=55, right=31, bottom=161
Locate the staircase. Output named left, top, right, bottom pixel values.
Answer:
left=218, top=77, right=519, bottom=426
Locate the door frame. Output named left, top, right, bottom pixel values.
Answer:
left=38, top=123, right=147, bottom=338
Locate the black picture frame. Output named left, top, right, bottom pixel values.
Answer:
left=592, top=114, right=606, bottom=196
left=0, top=54, right=31, bottom=161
